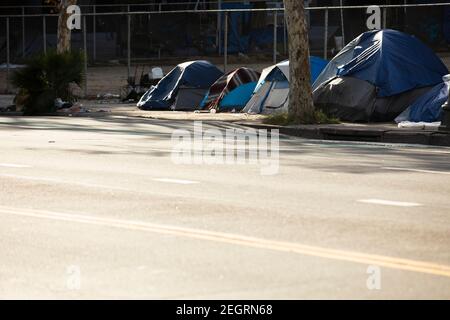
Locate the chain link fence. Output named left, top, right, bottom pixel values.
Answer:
left=1, top=3, right=449, bottom=97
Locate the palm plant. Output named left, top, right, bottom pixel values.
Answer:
left=11, top=50, right=85, bottom=115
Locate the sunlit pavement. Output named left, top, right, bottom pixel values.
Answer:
left=0, top=116, right=449, bottom=299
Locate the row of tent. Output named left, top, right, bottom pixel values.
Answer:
left=138, top=29, right=450, bottom=123
left=137, top=56, right=328, bottom=114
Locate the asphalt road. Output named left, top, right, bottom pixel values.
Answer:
left=0, top=116, right=449, bottom=299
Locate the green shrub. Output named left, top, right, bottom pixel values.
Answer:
left=11, top=50, right=85, bottom=115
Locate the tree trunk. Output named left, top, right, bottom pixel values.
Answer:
left=57, top=0, right=77, bottom=53
left=284, top=0, right=315, bottom=123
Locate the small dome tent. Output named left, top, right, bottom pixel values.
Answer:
left=243, top=60, right=290, bottom=115
left=243, top=57, right=328, bottom=115
left=137, top=61, right=224, bottom=111
left=200, top=67, right=261, bottom=112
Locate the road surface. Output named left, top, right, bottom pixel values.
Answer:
left=0, top=116, right=449, bottom=299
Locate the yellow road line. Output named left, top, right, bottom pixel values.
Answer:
left=1, top=205, right=450, bottom=278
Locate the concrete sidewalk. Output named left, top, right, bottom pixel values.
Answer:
left=0, top=96, right=266, bottom=122
left=1, top=95, right=449, bottom=146
left=238, top=122, right=450, bottom=147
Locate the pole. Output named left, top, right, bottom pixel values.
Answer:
left=43, top=16, right=47, bottom=54
left=273, top=11, right=277, bottom=64
left=93, top=5, right=96, bottom=61
left=440, top=95, right=450, bottom=132
left=283, top=13, right=287, bottom=55
left=127, top=14, right=131, bottom=80
left=340, top=0, right=345, bottom=45
left=6, top=17, right=10, bottom=94
left=83, top=16, right=88, bottom=98
left=224, top=11, right=228, bottom=73
left=324, top=9, right=328, bottom=60
left=404, top=0, right=408, bottom=29
left=217, top=0, right=222, bottom=56
left=439, top=75, right=450, bottom=132
left=22, top=7, right=25, bottom=58
left=383, top=7, right=387, bottom=29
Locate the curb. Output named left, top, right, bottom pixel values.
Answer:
left=238, top=122, right=450, bottom=147
left=0, top=111, right=111, bottom=118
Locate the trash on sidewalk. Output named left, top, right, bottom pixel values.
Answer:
left=95, top=93, right=121, bottom=105
left=55, top=98, right=73, bottom=110
left=0, top=105, right=16, bottom=112
left=123, top=66, right=165, bottom=103
left=55, top=98, right=91, bottom=114
left=96, top=93, right=121, bottom=100
left=397, top=121, right=441, bottom=130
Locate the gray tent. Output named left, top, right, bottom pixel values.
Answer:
left=171, top=87, right=207, bottom=111
left=313, top=77, right=432, bottom=122
left=312, top=30, right=448, bottom=122
left=243, top=61, right=290, bottom=115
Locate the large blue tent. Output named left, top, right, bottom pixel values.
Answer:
left=314, top=29, right=449, bottom=97
left=313, top=29, right=449, bottom=122
left=138, top=60, right=223, bottom=110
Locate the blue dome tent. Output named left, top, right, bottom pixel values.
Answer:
left=200, top=67, right=260, bottom=112
left=138, top=61, right=223, bottom=111
left=313, top=29, right=449, bottom=122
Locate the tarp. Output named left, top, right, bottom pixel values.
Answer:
left=310, top=56, right=330, bottom=84
left=200, top=67, right=260, bottom=112
left=313, top=29, right=449, bottom=97
left=396, top=80, right=450, bottom=123
left=137, top=60, right=223, bottom=110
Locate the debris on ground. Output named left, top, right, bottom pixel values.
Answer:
left=55, top=98, right=73, bottom=110
left=94, top=92, right=122, bottom=105
left=0, top=105, right=16, bottom=112
left=397, top=121, right=441, bottom=130
left=55, top=98, right=92, bottom=114
left=97, top=93, right=121, bottom=100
